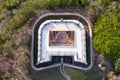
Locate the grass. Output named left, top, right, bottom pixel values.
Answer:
left=65, top=67, right=88, bottom=80
left=30, top=67, right=65, bottom=80
left=30, top=63, right=104, bottom=80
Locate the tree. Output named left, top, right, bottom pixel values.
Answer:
left=94, top=1, right=120, bottom=63
left=115, top=57, right=120, bottom=73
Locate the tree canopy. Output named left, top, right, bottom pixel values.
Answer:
left=94, top=2, right=120, bottom=62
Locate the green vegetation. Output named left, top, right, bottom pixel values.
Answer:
left=0, top=0, right=120, bottom=80
left=98, top=0, right=120, bottom=6
left=0, top=0, right=26, bottom=10
left=115, top=57, right=120, bottom=73
left=0, top=0, right=80, bottom=50
left=98, top=0, right=111, bottom=6
left=45, top=0, right=78, bottom=8
left=80, top=0, right=86, bottom=6
left=101, top=66, right=106, bottom=71
left=94, top=1, right=120, bottom=72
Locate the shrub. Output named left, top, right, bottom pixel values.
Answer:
left=98, top=0, right=111, bottom=6
left=78, top=0, right=86, bottom=6
left=45, top=0, right=78, bottom=9
left=115, top=57, right=120, bottom=73
left=6, top=51, right=13, bottom=58
left=3, top=0, right=26, bottom=10
left=69, top=0, right=78, bottom=6
left=94, top=2, right=120, bottom=61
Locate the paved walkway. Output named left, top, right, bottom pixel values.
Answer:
left=60, top=58, right=71, bottom=80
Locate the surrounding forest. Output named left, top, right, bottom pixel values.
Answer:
left=94, top=1, right=120, bottom=73
left=0, top=0, right=120, bottom=80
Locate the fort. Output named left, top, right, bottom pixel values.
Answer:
left=31, top=13, right=93, bottom=79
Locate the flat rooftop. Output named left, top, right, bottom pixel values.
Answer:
left=37, top=20, right=87, bottom=64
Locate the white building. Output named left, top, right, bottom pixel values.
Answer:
left=37, top=19, right=87, bottom=65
